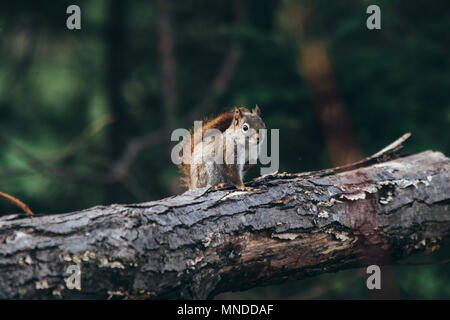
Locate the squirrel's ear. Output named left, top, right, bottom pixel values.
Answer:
left=252, top=105, right=261, bottom=116
left=233, top=107, right=242, bottom=126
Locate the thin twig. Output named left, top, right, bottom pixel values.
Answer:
left=0, top=191, right=33, bottom=216
left=330, top=133, right=412, bottom=174
left=46, top=114, right=114, bottom=163
left=372, top=132, right=411, bottom=158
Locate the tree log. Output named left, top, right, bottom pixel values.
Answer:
left=0, top=138, right=449, bottom=299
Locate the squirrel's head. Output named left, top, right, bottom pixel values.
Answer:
left=231, top=105, right=266, bottom=145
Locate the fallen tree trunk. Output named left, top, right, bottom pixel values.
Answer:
left=0, top=136, right=449, bottom=299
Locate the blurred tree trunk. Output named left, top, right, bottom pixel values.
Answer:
left=280, top=3, right=360, bottom=166
left=280, top=2, right=399, bottom=298
left=156, top=0, right=178, bottom=129
left=105, top=0, right=128, bottom=202
left=298, top=41, right=361, bottom=166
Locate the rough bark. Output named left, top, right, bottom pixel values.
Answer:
left=0, top=139, right=449, bottom=299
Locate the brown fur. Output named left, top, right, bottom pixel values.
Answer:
left=178, top=107, right=249, bottom=188
left=179, top=107, right=260, bottom=188
left=224, top=164, right=244, bottom=188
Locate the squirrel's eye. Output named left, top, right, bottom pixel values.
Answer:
left=242, top=123, right=249, bottom=132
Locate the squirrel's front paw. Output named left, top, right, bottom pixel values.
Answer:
left=237, top=185, right=253, bottom=192
left=213, top=182, right=227, bottom=190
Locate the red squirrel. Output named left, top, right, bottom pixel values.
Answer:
left=180, top=106, right=266, bottom=191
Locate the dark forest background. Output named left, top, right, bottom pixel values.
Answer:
left=0, top=0, right=449, bottom=299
